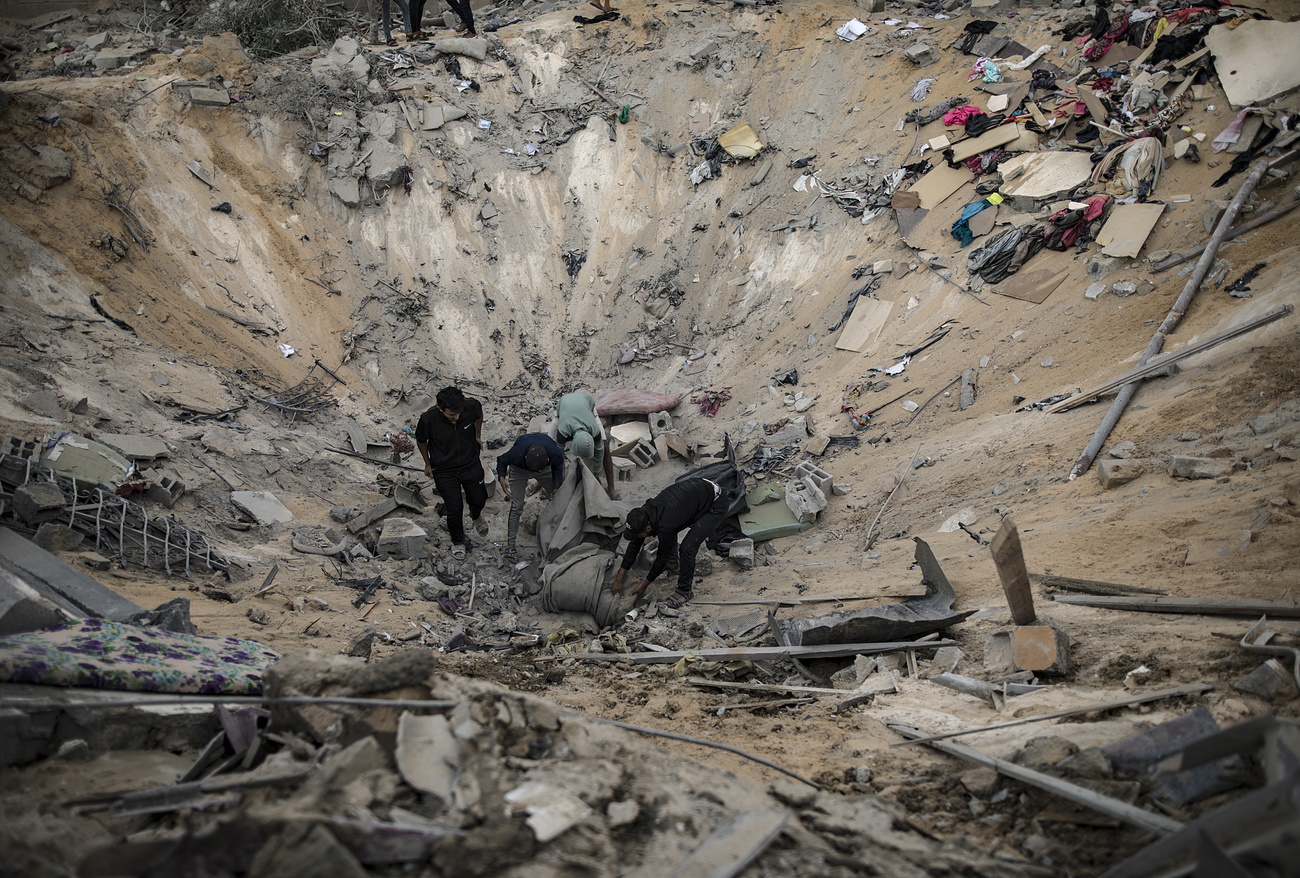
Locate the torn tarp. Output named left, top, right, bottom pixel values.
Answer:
left=539, top=543, right=623, bottom=628
left=536, top=453, right=631, bottom=561
left=774, top=537, right=975, bottom=646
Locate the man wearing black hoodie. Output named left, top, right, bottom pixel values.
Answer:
left=611, top=477, right=730, bottom=608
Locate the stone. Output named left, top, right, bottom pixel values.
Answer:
left=378, top=517, right=428, bottom=559
left=14, top=482, right=68, bottom=526
left=904, top=42, right=937, bottom=66
left=360, top=109, right=398, bottom=141
left=872, top=259, right=894, bottom=275
left=79, top=553, right=111, bottom=571
left=188, top=87, right=230, bottom=107
left=1108, top=441, right=1138, bottom=459
left=32, top=523, right=84, bottom=553
left=1203, top=200, right=1227, bottom=235
left=1248, top=411, right=1293, bottom=435
left=230, top=490, right=294, bottom=525
left=2, top=145, right=72, bottom=193
left=862, top=0, right=885, bottom=11
left=690, top=39, right=720, bottom=59
left=1016, top=736, right=1078, bottom=770
left=55, top=739, right=92, bottom=761
left=330, top=506, right=352, bottom=523
left=1085, top=282, right=1106, bottom=300
left=784, top=478, right=827, bottom=523
left=250, top=823, right=367, bottom=878
left=84, top=32, right=110, bottom=50
left=1169, top=456, right=1236, bottom=480
left=763, top=417, right=808, bottom=446
left=19, top=389, right=61, bottom=419
left=728, top=538, right=755, bottom=570
left=1112, top=281, right=1137, bottom=297
left=804, top=434, right=831, bottom=456
left=311, top=37, right=370, bottom=83
left=365, top=138, right=410, bottom=190
left=130, top=597, right=196, bottom=635
left=1097, top=458, right=1148, bottom=488
left=433, top=37, right=489, bottom=61
left=961, top=767, right=999, bottom=797
left=937, top=507, right=978, bottom=533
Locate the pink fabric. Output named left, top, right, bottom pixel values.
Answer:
left=943, top=105, right=985, bottom=126
left=1212, top=107, right=1260, bottom=152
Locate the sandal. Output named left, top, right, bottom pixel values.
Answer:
left=451, top=544, right=467, bottom=560
left=473, top=517, right=489, bottom=537
left=662, top=592, right=690, bottom=610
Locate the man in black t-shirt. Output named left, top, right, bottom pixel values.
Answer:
left=611, top=477, right=729, bottom=608
left=415, top=386, right=487, bottom=559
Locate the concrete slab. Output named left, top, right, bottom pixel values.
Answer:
left=739, top=487, right=813, bottom=541
left=0, top=564, right=76, bottom=635
left=231, top=490, right=294, bottom=525
left=1097, top=202, right=1165, bottom=258
left=1206, top=19, right=1300, bottom=108
left=999, top=151, right=1097, bottom=212
left=96, top=433, right=171, bottom=463
left=40, top=433, right=133, bottom=490
left=0, top=527, right=141, bottom=622
left=378, top=517, right=428, bottom=559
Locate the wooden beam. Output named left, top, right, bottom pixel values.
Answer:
left=1048, top=595, right=1300, bottom=618
left=990, top=516, right=1036, bottom=625
left=890, top=682, right=1213, bottom=748
left=549, top=639, right=955, bottom=665
left=1030, top=573, right=1166, bottom=597
left=888, top=724, right=1185, bottom=836
left=1047, top=304, right=1293, bottom=414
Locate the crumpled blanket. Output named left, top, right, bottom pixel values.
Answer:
left=540, top=544, right=623, bottom=628
left=0, top=618, right=278, bottom=694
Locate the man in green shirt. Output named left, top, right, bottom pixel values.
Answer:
left=555, top=391, right=620, bottom=500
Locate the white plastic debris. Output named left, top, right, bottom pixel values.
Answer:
left=277, top=344, right=295, bottom=357
left=836, top=18, right=870, bottom=41
left=504, top=782, right=592, bottom=842
left=477, top=119, right=491, bottom=131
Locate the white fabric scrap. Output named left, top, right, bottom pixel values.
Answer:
left=1006, top=44, right=1052, bottom=70
left=277, top=344, right=295, bottom=358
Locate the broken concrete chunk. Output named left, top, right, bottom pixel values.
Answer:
left=19, top=389, right=62, bottom=419
left=1097, top=458, right=1149, bottom=489
left=998, top=151, right=1097, bottom=213
left=395, top=712, right=459, bottom=802
left=14, top=482, right=67, bottom=526
left=505, top=781, right=592, bottom=842
left=96, top=433, right=170, bottom=463
left=32, top=523, right=83, bottom=553
left=231, top=490, right=294, bottom=525
left=904, top=42, right=937, bottom=66
left=1169, top=456, right=1236, bottom=480
left=378, top=518, right=427, bottom=559
left=1011, top=624, right=1070, bottom=674
left=1, top=145, right=72, bottom=192
left=1205, top=19, right=1300, bottom=108
left=188, top=87, right=231, bottom=107
left=311, top=37, right=370, bottom=83
left=784, top=478, right=827, bottom=523
left=728, top=538, right=755, bottom=570
left=433, top=37, right=488, bottom=61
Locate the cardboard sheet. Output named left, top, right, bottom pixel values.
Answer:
left=992, top=267, right=1070, bottom=304
left=909, top=162, right=971, bottom=210
left=1097, top=203, right=1165, bottom=258
left=968, top=205, right=998, bottom=239
left=835, top=298, right=893, bottom=353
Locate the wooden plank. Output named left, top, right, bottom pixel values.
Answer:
left=835, top=297, right=892, bottom=352
left=1030, top=573, right=1167, bottom=597
left=891, top=683, right=1212, bottom=748
left=949, top=123, right=1024, bottom=162
left=888, top=724, right=1185, bottom=835
left=1045, top=305, right=1294, bottom=413
left=990, top=517, right=1035, bottom=625
left=668, top=810, right=790, bottom=878
left=693, top=589, right=922, bottom=606
left=1048, top=595, right=1300, bottom=618
left=344, top=419, right=369, bottom=454
left=558, top=639, right=956, bottom=665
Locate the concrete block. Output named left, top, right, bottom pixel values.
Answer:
left=648, top=411, right=674, bottom=437
left=378, top=517, right=428, bottom=559
left=627, top=438, right=657, bottom=468
left=1169, top=456, right=1236, bottom=480
left=784, top=478, right=827, bottom=523
left=1, top=435, right=40, bottom=462
left=690, top=39, right=719, bottom=59
left=0, top=565, right=76, bottom=635
left=728, top=538, right=755, bottom=570
left=1096, top=458, right=1148, bottom=489
left=1011, top=625, right=1070, bottom=675
left=0, top=527, right=141, bottom=623
left=14, top=482, right=67, bottom=526
left=794, top=461, right=834, bottom=494
left=804, top=434, right=831, bottom=456
left=188, top=87, right=231, bottom=107
left=144, top=473, right=185, bottom=508
left=904, top=42, right=937, bottom=66
left=231, top=490, right=294, bottom=525
left=612, top=457, right=636, bottom=482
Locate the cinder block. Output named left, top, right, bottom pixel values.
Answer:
left=612, top=457, right=635, bottom=482
left=794, top=461, right=833, bottom=494
left=1096, top=458, right=1147, bottom=489
left=145, top=473, right=185, bottom=508
left=648, top=411, right=674, bottom=437
left=627, top=438, right=657, bottom=468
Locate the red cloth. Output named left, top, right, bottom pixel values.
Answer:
left=943, top=105, right=985, bottom=126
